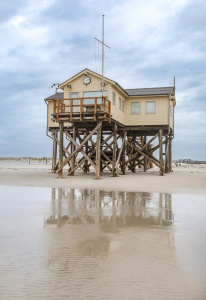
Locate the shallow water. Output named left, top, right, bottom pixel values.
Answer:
left=0, top=186, right=206, bottom=300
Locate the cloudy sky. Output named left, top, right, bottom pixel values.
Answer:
left=0, top=0, right=206, bottom=160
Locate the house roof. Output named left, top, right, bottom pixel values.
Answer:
left=125, top=87, right=174, bottom=96
left=45, top=71, right=174, bottom=100
left=59, top=68, right=116, bottom=89
left=44, top=93, right=64, bottom=101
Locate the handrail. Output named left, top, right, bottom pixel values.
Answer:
left=52, top=97, right=111, bottom=122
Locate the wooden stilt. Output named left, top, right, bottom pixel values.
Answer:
left=119, top=131, right=126, bottom=174
left=70, top=126, right=76, bottom=176
left=169, top=138, right=172, bottom=172
left=57, top=122, right=102, bottom=174
left=100, top=135, right=104, bottom=172
left=84, top=131, right=89, bottom=173
left=121, top=136, right=126, bottom=174
left=52, top=131, right=57, bottom=173
left=132, top=134, right=136, bottom=173
left=144, top=136, right=147, bottom=172
left=59, top=121, right=64, bottom=178
left=112, top=123, right=117, bottom=177
left=159, top=129, right=164, bottom=176
left=96, top=122, right=102, bottom=179
left=164, top=137, right=169, bottom=173
left=148, top=144, right=153, bottom=168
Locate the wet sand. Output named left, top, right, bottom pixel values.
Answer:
left=0, top=186, right=206, bottom=299
left=0, top=163, right=206, bottom=299
left=0, top=162, right=206, bottom=194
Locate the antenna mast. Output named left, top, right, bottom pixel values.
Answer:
left=102, top=15, right=104, bottom=98
left=94, top=15, right=110, bottom=98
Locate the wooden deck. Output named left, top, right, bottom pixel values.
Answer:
left=52, top=96, right=111, bottom=123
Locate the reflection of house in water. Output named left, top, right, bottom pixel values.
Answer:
left=45, top=188, right=174, bottom=231
left=44, top=188, right=174, bottom=270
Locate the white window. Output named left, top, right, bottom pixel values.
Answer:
left=69, top=92, right=79, bottom=112
left=119, top=97, right=122, bottom=110
left=146, top=101, right=155, bottom=114
left=122, top=100, right=125, bottom=112
left=83, top=91, right=107, bottom=104
left=131, top=102, right=140, bottom=114
left=70, top=92, right=79, bottom=98
left=112, top=92, right=116, bottom=105
left=83, top=91, right=108, bottom=112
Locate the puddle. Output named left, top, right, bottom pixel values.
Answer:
left=0, top=186, right=206, bottom=299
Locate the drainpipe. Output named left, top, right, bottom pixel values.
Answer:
left=168, top=94, right=171, bottom=135
left=44, top=100, right=54, bottom=170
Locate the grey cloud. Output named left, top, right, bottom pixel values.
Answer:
left=0, top=0, right=206, bottom=159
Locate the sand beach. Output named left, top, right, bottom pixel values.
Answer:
left=0, top=160, right=205, bottom=195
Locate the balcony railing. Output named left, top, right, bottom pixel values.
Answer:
left=52, top=97, right=111, bottom=122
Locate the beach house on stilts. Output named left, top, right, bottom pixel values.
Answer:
left=44, top=68, right=176, bottom=179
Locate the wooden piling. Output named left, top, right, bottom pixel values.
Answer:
left=70, top=126, right=76, bottom=176
left=144, top=136, right=147, bottom=172
left=159, top=129, right=164, bottom=176
left=112, top=123, right=117, bottom=176
left=121, top=131, right=126, bottom=174
left=169, top=138, right=172, bottom=172
left=59, top=121, right=64, bottom=178
left=96, top=121, right=102, bottom=179
left=52, top=131, right=57, bottom=173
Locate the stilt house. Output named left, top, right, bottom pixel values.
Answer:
left=44, top=69, right=176, bottom=178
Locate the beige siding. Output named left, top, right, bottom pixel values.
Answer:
left=64, top=73, right=126, bottom=125
left=46, top=71, right=175, bottom=129
left=64, top=73, right=108, bottom=98
left=125, top=96, right=169, bottom=126
left=47, top=101, right=58, bottom=128
left=110, top=86, right=126, bottom=125
left=47, top=101, right=71, bottom=128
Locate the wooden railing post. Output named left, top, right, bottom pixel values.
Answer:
left=109, top=101, right=111, bottom=123
left=70, top=99, right=73, bottom=122
left=94, top=98, right=97, bottom=121
left=80, top=98, right=83, bottom=121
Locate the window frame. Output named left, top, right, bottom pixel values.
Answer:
left=69, top=92, right=79, bottom=98
left=131, top=102, right=141, bottom=114
left=122, top=99, right=125, bottom=112
left=119, top=97, right=122, bottom=110
left=112, top=92, right=116, bottom=106
left=146, top=101, right=156, bottom=114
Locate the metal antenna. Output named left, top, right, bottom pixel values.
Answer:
left=94, top=15, right=110, bottom=98
left=102, top=15, right=104, bottom=98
